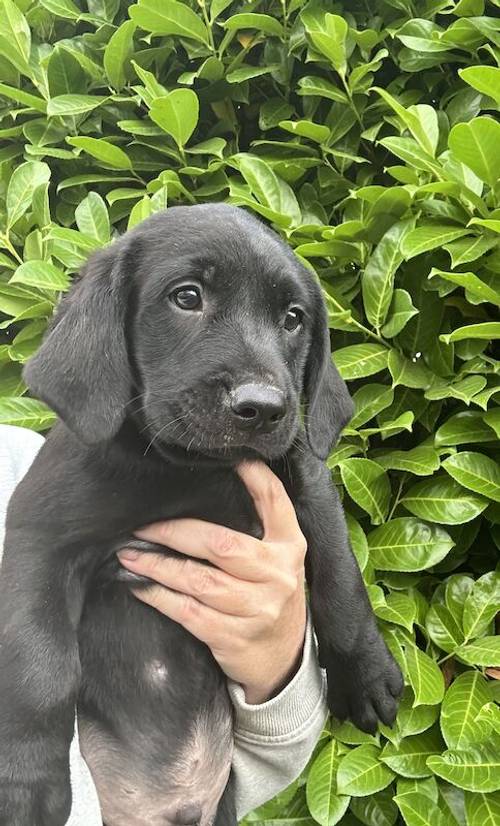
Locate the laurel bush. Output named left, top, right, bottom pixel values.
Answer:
left=0, top=1, right=499, bottom=824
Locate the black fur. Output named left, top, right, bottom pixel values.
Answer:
left=0, top=205, right=402, bottom=826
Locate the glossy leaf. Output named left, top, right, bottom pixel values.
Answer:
left=443, top=452, right=500, bottom=503
left=428, top=744, right=500, bottom=792
left=150, top=90, right=199, bottom=149
left=449, top=117, right=500, bottom=188
left=339, top=459, right=391, bottom=525
left=337, top=745, right=395, bottom=796
left=440, top=672, right=491, bottom=750
left=129, top=0, right=209, bottom=44
left=401, top=477, right=488, bottom=524
left=368, top=518, right=454, bottom=572
left=404, top=645, right=445, bottom=707
left=305, top=741, right=350, bottom=826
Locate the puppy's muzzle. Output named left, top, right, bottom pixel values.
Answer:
left=229, top=383, right=286, bottom=433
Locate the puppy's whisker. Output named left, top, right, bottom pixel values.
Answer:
left=142, top=410, right=194, bottom=455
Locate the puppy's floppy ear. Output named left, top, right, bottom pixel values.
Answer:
left=23, top=241, right=132, bottom=444
left=303, top=279, right=353, bottom=460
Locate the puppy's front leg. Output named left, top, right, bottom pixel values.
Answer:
left=285, top=452, right=403, bottom=734
left=0, top=532, right=84, bottom=826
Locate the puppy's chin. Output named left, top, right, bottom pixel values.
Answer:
left=143, top=421, right=298, bottom=466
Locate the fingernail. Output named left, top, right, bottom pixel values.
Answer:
left=117, top=549, right=139, bottom=562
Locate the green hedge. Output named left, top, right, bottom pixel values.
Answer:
left=1, top=1, right=500, bottom=824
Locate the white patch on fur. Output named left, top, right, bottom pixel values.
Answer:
left=145, top=658, right=169, bottom=686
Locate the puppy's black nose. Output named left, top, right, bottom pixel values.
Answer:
left=230, top=383, right=286, bottom=431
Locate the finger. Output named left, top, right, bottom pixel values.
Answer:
left=236, top=461, right=305, bottom=546
left=118, top=552, right=257, bottom=616
left=130, top=583, right=237, bottom=649
left=133, top=520, right=269, bottom=581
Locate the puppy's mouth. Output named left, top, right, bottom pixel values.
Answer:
left=139, top=387, right=298, bottom=463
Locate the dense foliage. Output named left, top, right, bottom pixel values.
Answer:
left=0, top=1, right=500, bottom=824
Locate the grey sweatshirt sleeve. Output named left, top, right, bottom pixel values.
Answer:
left=0, top=424, right=328, bottom=823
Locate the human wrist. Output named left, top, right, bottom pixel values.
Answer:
left=242, top=634, right=305, bottom=704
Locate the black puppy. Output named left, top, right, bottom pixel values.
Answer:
left=0, top=204, right=402, bottom=826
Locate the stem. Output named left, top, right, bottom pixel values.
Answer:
left=199, top=0, right=216, bottom=53
left=339, top=72, right=363, bottom=129
left=387, top=476, right=406, bottom=523
left=0, top=233, right=23, bottom=264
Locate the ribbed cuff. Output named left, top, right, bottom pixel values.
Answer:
left=227, top=612, right=327, bottom=740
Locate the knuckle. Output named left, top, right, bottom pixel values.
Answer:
left=281, top=571, right=299, bottom=598
left=179, top=594, right=199, bottom=624
left=213, top=527, right=239, bottom=558
left=157, top=521, right=175, bottom=546
left=190, top=565, right=216, bottom=597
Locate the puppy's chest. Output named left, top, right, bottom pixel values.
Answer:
left=106, top=465, right=263, bottom=543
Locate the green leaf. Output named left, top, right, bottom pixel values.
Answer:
left=464, top=791, right=500, bottom=826
left=0, top=396, right=56, bottom=430
left=67, top=137, right=132, bottom=170
left=104, top=20, right=136, bottom=91
left=456, top=637, right=500, bottom=666
left=362, top=219, right=413, bottom=330
left=443, top=452, right=500, bottom=503
left=401, top=477, right=488, bottom=524
left=368, top=519, right=454, bottom=572
left=444, top=235, right=496, bottom=267
left=449, top=117, right=500, bottom=188
left=339, top=458, right=391, bottom=525
left=463, top=572, right=500, bottom=640
left=349, top=383, right=394, bottom=429
left=302, top=11, right=348, bottom=76
left=75, top=193, right=110, bottom=244
left=350, top=789, right=397, bottom=826
left=129, top=0, right=209, bottom=45
left=222, top=13, right=284, bottom=38
left=425, top=602, right=464, bottom=654
left=333, top=345, right=388, bottom=380
left=40, top=0, right=81, bottom=19
left=297, top=76, right=347, bottom=103
left=375, top=591, right=417, bottom=631
left=0, top=0, right=31, bottom=75
left=428, top=270, right=500, bottom=306
left=376, top=447, right=441, bottom=476
left=6, top=161, right=51, bottom=230
left=150, top=90, right=199, bottom=149
left=337, top=745, right=395, bottom=796
left=394, top=791, right=450, bottom=826
left=381, top=728, right=443, bottom=778
left=404, top=645, right=445, bottom=707
left=233, top=155, right=301, bottom=227
left=10, top=261, right=70, bottom=292
left=381, top=290, right=419, bottom=338
left=440, top=323, right=500, bottom=344
left=47, top=94, right=108, bottom=117
left=440, top=672, right=491, bottom=750
left=305, top=741, right=350, bottom=826
left=435, top=412, right=498, bottom=447
left=459, top=66, right=500, bottom=104
left=373, top=88, right=439, bottom=157
left=401, top=226, right=471, bottom=260
left=0, top=82, right=46, bottom=113
left=279, top=120, right=330, bottom=144
left=428, top=744, right=500, bottom=792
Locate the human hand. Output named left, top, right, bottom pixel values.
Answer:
left=117, top=461, right=307, bottom=704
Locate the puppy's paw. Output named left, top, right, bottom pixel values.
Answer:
left=323, top=636, right=403, bottom=735
left=0, top=776, right=71, bottom=826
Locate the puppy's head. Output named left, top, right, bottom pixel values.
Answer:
left=24, top=204, right=352, bottom=461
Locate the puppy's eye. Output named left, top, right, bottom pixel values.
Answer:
left=171, top=286, right=202, bottom=311
left=284, top=307, right=303, bottom=332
